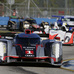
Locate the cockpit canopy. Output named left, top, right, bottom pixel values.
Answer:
left=14, top=33, right=40, bottom=46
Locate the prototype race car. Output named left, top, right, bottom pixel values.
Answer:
left=52, top=15, right=74, bottom=31
left=32, top=22, right=50, bottom=34
left=19, top=18, right=50, bottom=34
left=40, top=22, right=50, bottom=34
left=19, top=18, right=40, bottom=32
left=0, top=29, right=62, bottom=66
left=49, top=29, right=74, bottom=45
left=7, top=17, right=24, bottom=31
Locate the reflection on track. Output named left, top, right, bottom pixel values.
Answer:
left=61, top=59, right=74, bottom=71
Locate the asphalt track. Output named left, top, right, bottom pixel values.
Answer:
left=61, top=60, right=74, bottom=71
left=0, top=30, right=74, bottom=74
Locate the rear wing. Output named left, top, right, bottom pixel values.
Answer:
left=52, top=15, right=64, bottom=18
left=0, top=32, right=49, bottom=40
left=38, top=34, right=49, bottom=40
left=0, top=32, right=17, bottom=40
left=30, top=28, right=44, bottom=32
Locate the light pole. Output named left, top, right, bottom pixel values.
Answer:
left=28, top=0, right=30, bottom=17
left=65, top=0, right=68, bottom=15
left=7, top=0, right=15, bottom=16
left=47, top=0, right=48, bottom=10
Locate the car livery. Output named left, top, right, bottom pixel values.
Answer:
left=49, top=29, right=74, bottom=45
left=7, top=17, right=24, bottom=31
left=52, top=15, right=74, bottom=31
left=0, top=29, right=62, bottom=66
left=19, top=18, right=40, bottom=32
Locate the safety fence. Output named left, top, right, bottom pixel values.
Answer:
left=0, top=16, right=57, bottom=26
left=0, top=3, right=74, bottom=18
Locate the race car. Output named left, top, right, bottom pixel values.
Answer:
left=19, top=18, right=50, bottom=34
left=7, top=17, right=24, bottom=31
left=40, top=22, right=50, bottom=34
left=32, top=22, right=50, bottom=34
left=19, top=18, right=40, bottom=32
left=0, top=29, right=62, bottom=66
left=52, top=15, right=74, bottom=31
left=49, top=29, right=74, bottom=45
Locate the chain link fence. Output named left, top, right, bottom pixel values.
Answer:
left=0, top=3, right=74, bottom=18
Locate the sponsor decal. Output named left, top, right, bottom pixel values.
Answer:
left=24, top=46, right=36, bottom=57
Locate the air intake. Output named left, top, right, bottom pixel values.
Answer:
left=25, top=29, right=31, bottom=34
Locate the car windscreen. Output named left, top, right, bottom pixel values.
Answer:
left=15, top=38, right=40, bottom=46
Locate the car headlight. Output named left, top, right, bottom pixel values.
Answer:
left=44, top=25, right=47, bottom=28
left=52, top=43, right=60, bottom=58
left=44, top=25, right=49, bottom=28
left=23, top=24, right=29, bottom=28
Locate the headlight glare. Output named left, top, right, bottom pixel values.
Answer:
left=24, top=24, right=29, bottom=28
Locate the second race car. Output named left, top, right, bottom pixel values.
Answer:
left=49, top=29, right=74, bottom=45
